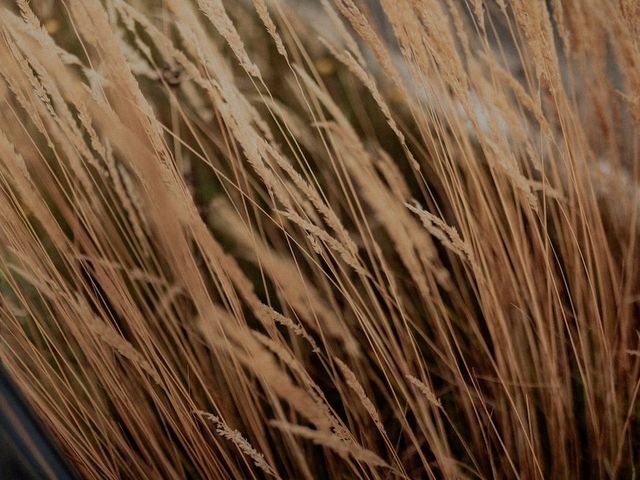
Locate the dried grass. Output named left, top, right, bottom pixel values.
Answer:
left=0, top=0, right=638, bottom=478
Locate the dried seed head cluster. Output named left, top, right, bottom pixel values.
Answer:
left=0, top=0, right=638, bottom=478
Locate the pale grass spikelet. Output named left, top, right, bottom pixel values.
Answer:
left=252, top=0, right=288, bottom=59
left=320, top=39, right=418, bottom=170
left=489, top=59, right=552, bottom=138
left=269, top=420, right=389, bottom=468
left=406, top=201, right=475, bottom=266
left=259, top=97, right=318, bottom=150
left=208, top=199, right=354, bottom=350
left=470, top=0, right=486, bottom=32
left=256, top=303, right=321, bottom=353
left=0, top=131, right=67, bottom=249
left=103, top=140, right=150, bottom=254
left=277, top=209, right=366, bottom=276
left=406, top=374, right=442, bottom=408
left=404, top=0, right=469, bottom=101
left=316, top=120, right=443, bottom=296
left=334, top=358, right=386, bottom=434
left=197, top=0, right=262, bottom=78
left=319, top=0, right=366, bottom=67
left=13, top=1, right=83, bottom=68
left=333, top=0, right=406, bottom=95
left=510, top=0, right=562, bottom=91
left=86, top=316, right=163, bottom=387
left=263, top=143, right=357, bottom=257
left=7, top=262, right=63, bottom=300
left=375, top=148, right=412, bottom=200
left=480, top=134, right=540, bottom=212
left=198, top=317, right=334, bottom=432
left=197, top=411, right=280, bottom=478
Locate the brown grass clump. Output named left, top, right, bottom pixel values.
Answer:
left=0, top=0, right=639, bottom=478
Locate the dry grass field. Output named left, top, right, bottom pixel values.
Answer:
left=0, top=0, right=639, bottom=478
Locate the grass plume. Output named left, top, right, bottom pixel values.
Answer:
left=0, top=0, right=639, bottom=478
